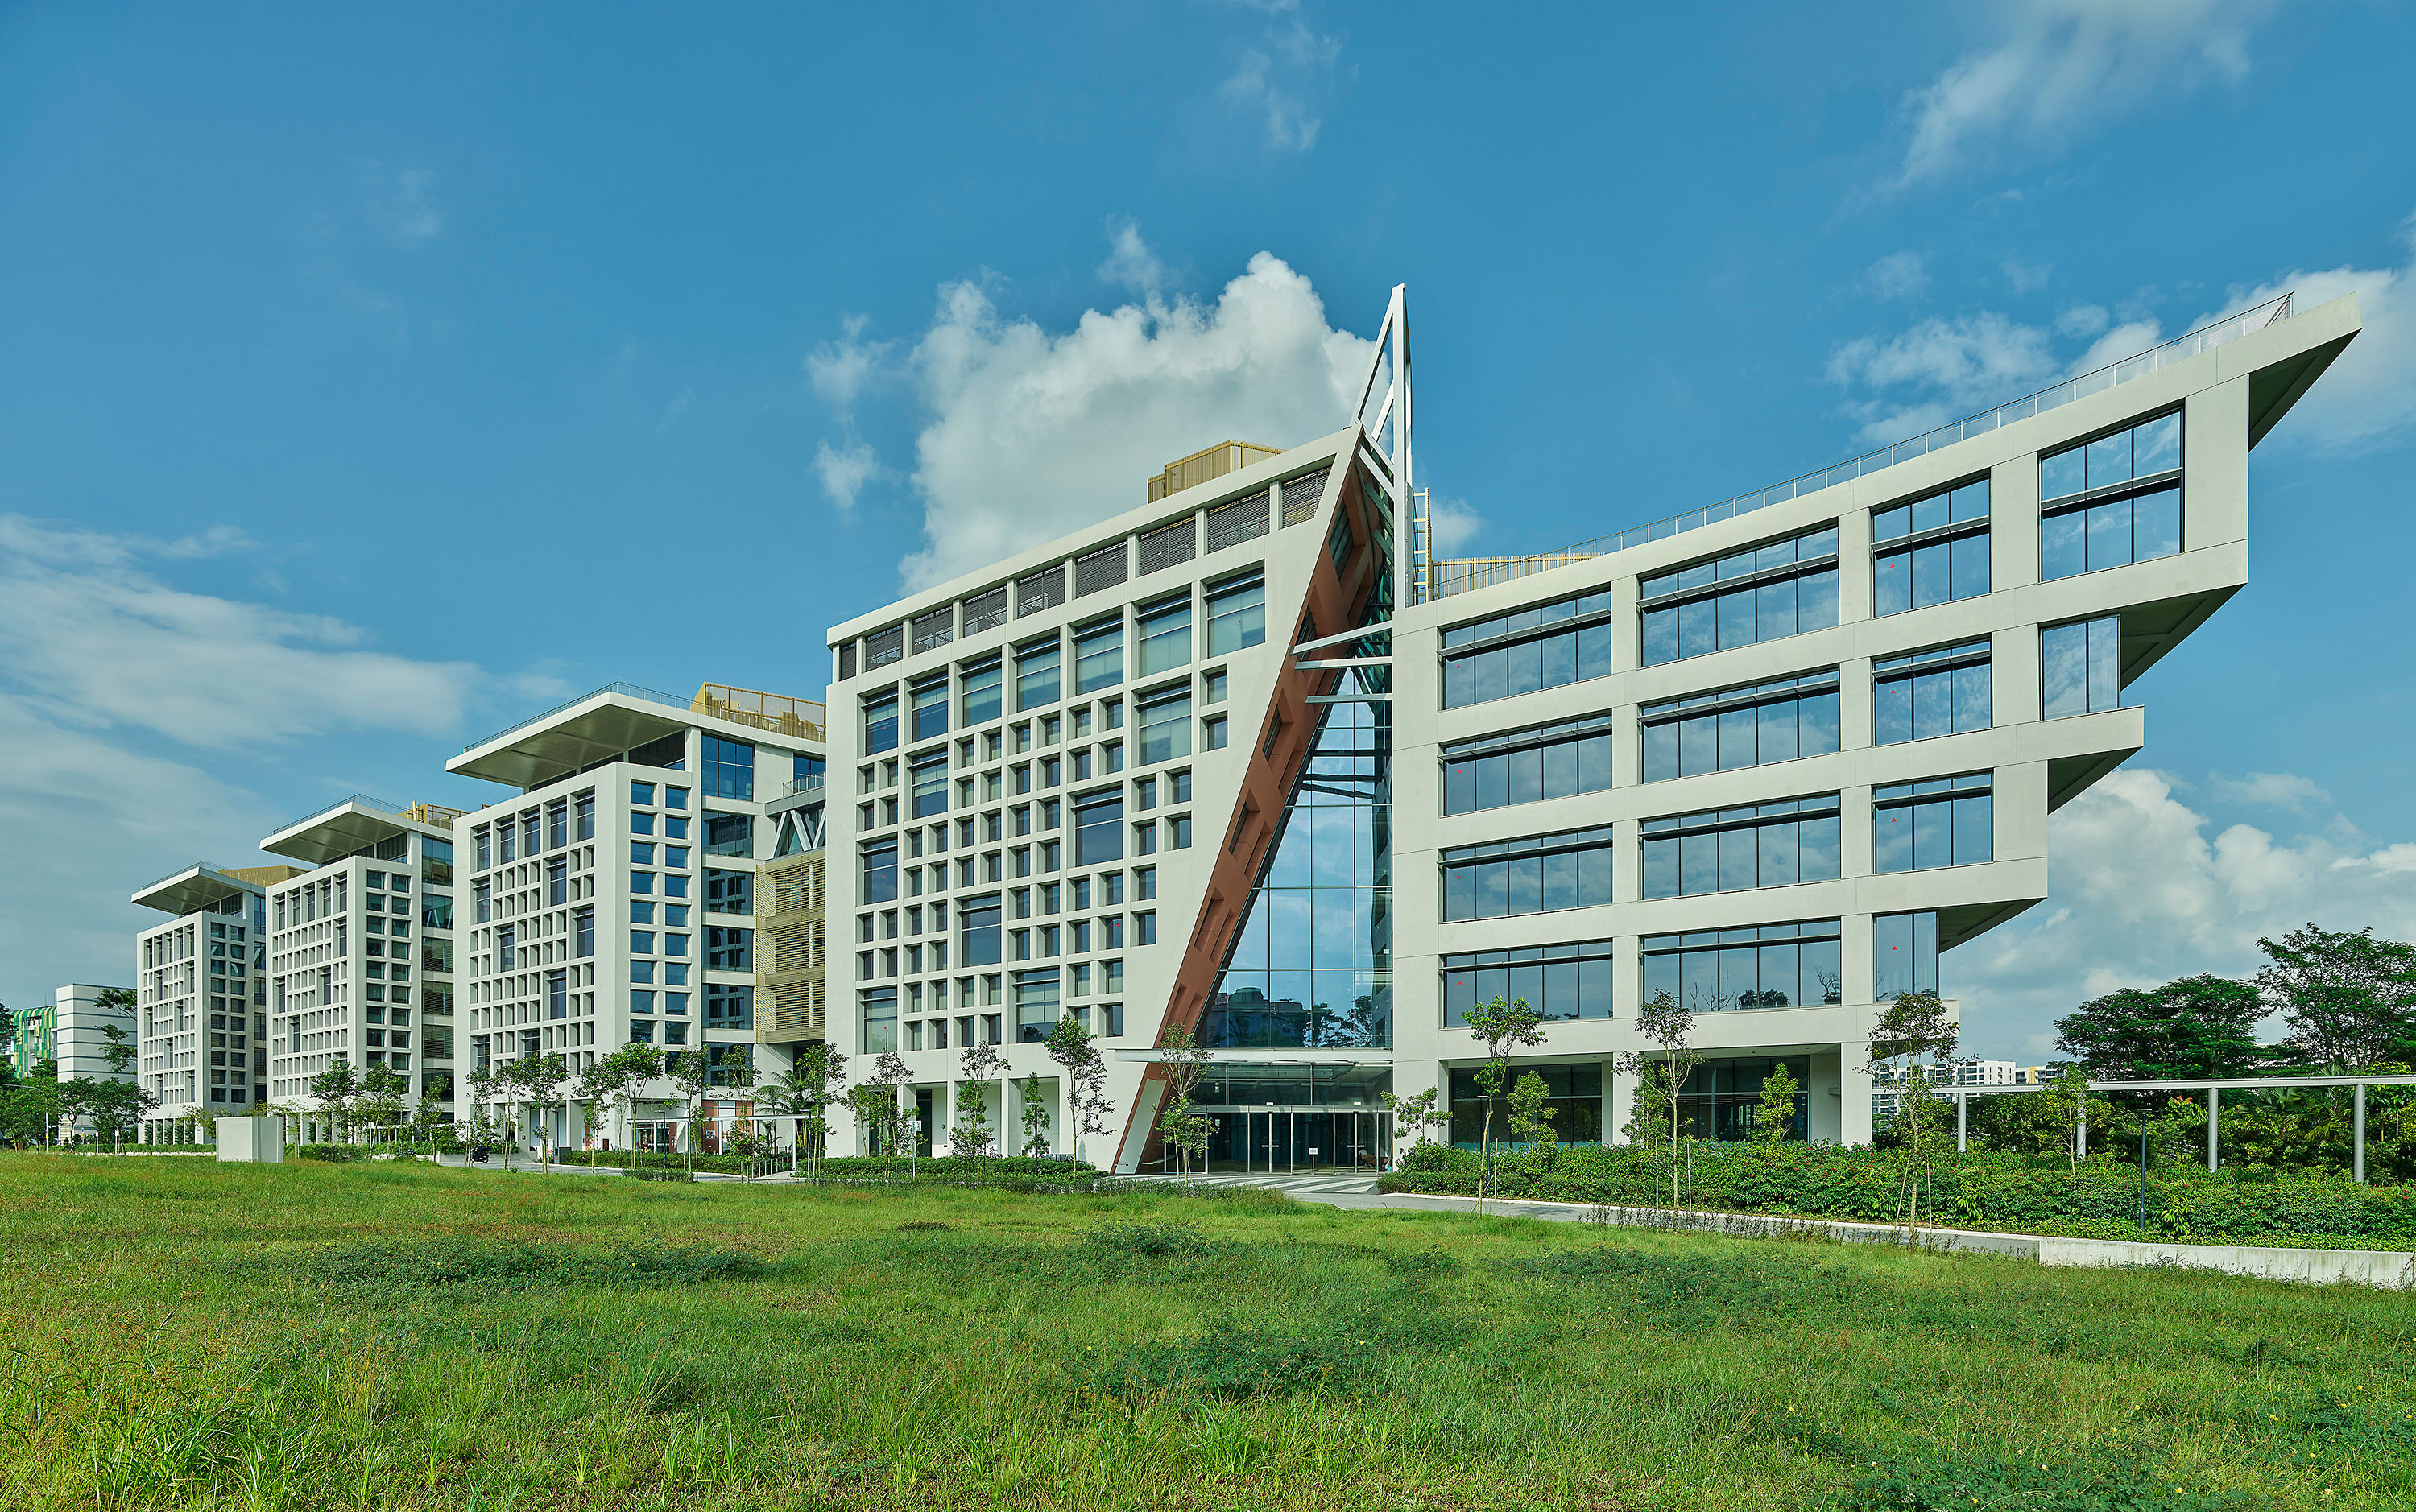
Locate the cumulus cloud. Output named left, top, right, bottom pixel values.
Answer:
left=2195, top=211, right=2416, bottom=453
left=892, top=252, right=1376, bottom=590
left=2204, top=771, right=2332, bottom=813
left=1098, top=220, right=1169, bottom=295
left=1426, top=493, right=1484, bottom=556
left=1895, top=0, right=2280, bottom=187
left=813, top=438, right=881, bottom=513
left=1954, top=768, right=2416, bottom=1060
left=1221, top=0, right=1345, bottom=152
left=805, top=315, right=895, bottom=510
left=0, top=514, right=483, bottom=750
left=1860, top=250, right=1930, bottom=302
left=1824, top=311, right=2061, bottom=444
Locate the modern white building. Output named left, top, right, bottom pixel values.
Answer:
left=443, top=682, right=826, bottom=1151
left=822, top=286, right=2362, bottom=1171
left=132, top=861, right=303, bottom=1138
left=258, top=796, right=464, bottom=1129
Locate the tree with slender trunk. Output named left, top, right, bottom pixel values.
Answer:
left=309, top=1057, right=363, bottom=1145
left=1866, top=991, right=1958, bottom=1245
left=757, top=1042, right=848, bottom=1173
left=953, top=1043, right=1006, bottom=1167
left=569, top=1056, right=625, bottom=1167
left=507, top=1054, right=570, bottom=1163
left=1043, top=1017, right=1114, bottom=1167
left=1462, top=996, right=1547, bottom=1212
left=1618, top=989, right=1702, bottom=1213
left=358, top=1063, right=411, bottom=1142
left=1152, top=1022, right=1214, bottom=1186
left=1506, top=1070, right=1558, bottom=1170
left=1019, top=1072, right=1051, bottom=1170
left=668, top=1049, right=719, bottom=1171
left=599, top=1043, right=664, bottom=1156
left=1380, top=1085, right=1453, bottom=1168
left=1756, top=1061, right=1799, bottom=1144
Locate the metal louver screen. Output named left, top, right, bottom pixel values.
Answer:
left=1016, top=564, right=1065, bottom=615
left=1206, top=490, right=1270, bottom=552
left=912, top=609, right=954, bottom=654
left=962, top=586, right=1008, bottom=634
left=1281, top=467, right=1330, bottom=526
left=1074, top=542, right=1128, bottom=597
left=865, top=626, right=904, bottom=668
left=1137, top=518, right=1197, bottom=575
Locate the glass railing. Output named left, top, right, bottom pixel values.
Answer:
left=771, top=774, right=828, bottom=801
left=461, top=682, right=689, bottom=753
left=1429, top=293, right=2295, bottom=599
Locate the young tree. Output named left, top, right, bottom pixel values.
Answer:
left=309, top=1057, right=363, bottom=1144
left=1018, top=1071, right=1051, bottom=1169
left=756, top=1042, right=849, bottom=1172
left=1756, top=1060, right=1800, bottom=1144
left=2255, top=924, right=2416, bottom=1072
left=1866, top=992, right=1959, bottom=1243
left=1616, top=990, right=1698, bottom=1212
left=1153, top=1022, right=1214, bottom=1185
left=358, top=1063, right=411, bottom=1140
left=601, top=1043, right=665, bottom=1154
left=952, top=1043, right=1006, bottom=1162
left=1043, top=1017, right=1114, bottom=1166
left=569, top=1056, right=625, bottom=1166
left=509, top=1054, right=571, bottom=1162
left=2054, top=974, right=2264, bottom=1080
left=1506, top=1070, right=1558, bottom=1168
left=59, top=1077, right=155, bottom=1149
left=1380, top=1085, right=1453, bottom=1166
left=668, top=1049, right=718, bottom=1167
left=1462, top=996, right=1547, bottom=1212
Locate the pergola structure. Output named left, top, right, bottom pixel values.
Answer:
left=1938, top=1073, right=2416, bottom=1183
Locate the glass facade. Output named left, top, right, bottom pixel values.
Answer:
left=1875, top=911, right=1940, bottom=1000
left=1449, top=1062, right=1603, bottom=1147
left=1671, top=1056, right=1811, bottom=1142
left=1640, top=795, right=1840, bottom=899
left=1440, top=714, right=1614, bottom=816
left=1640, top=920, right=1841, bottom=1012
left=1440, top=826, right=1615, bottom=922
left=2042, top=617, right=2122, bottom=719
left=1439, top=587, right=1616, bottom=708
left=1202, top=692, right=1391, bottom=1049
left=2041, top=411, right=2181, bottom=581
left=1640, top=671, right=1839, bottom=783
left=1640, top=524, right=1839, bottom=666
left=1872, top=477, right=1991, bottom=615
left=1442, top=940, right=1614, bottom=1026
left=1873, top=774, right=1992, bottom=874
left=1875, top=642, right=1990, bottom=744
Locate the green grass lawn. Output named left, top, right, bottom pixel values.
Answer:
left=0, top=1155, right=2408, bottom=1510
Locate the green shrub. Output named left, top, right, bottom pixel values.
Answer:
left=294, top=1144, right=366, bottom=1163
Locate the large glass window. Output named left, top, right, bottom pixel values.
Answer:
left=1074, top=791, right=1123, bottom=865
left=1206, top=576, right=1266, bottom=655
left=1137, top=597, right=1192, bottom=675
left=705, top=983, right=752, bottom=1028
left=2042, top=616, right=2122, bottom=719
left=1640, top=795, right=1840, bottom=899
left=1640, top=671, right=1839, bottom=783
left=1137, top=689, right=1192, bottom=765
left=911, top=678, right=949, bottom=742
left=703, top=812, right=751, bottom=857
left=701, top=736, right=754, bottom=800
left=1074, top=620, right=1124, bottom=693
left=705, top=927, right=751, bottom=971
left=960, top=894, right=1003, bottom=966
left=1875, top=911, right=1940, bottom=1000
left=1640, top=525, right=1839, bottom=667
left=1448, top=1062, right=1602, bottom=1148
left=1014, top=968, right=1060, bottom=1043
left=1441, top=826, right=1614, bottom=922
left=863, top=694, right=900, bottom=756
left=704, top=869, right=751, bottom=915
left=1876, top=641, right=1991, bottom=745
left=1440, top=588, right=1615, bottom=708
left=961, top=659, right=1003, bottom=726
left=1873, top=477, right=1990, bottom=615
left=1442, top=939, right=1613, bottom=1026
left=1642, top=919, right=1840, bottom=1011
left=861, top=841, right=899, bottom=904
left=910, top=754, right=948, bottom=819
left=1874, top=774, right=1992, bottom=874
left=1670, top=1056, right=1813, bottom=1143
left=1440, top=714, right=1614, bottom=816
left=861, top=987, right=898, bottom=1053
left=2041, top=411, right=2181, bottom=580
left=1016, top=640, right=1061, bottom=711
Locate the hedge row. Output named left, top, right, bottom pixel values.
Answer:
left=1381, top=1142, right=2416, bottom=1243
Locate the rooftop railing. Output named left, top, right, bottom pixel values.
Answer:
left=461, top=682, right=690, bottom=752
left=1429, top=292, right=2295, bottom=600
left=771, top=774, right=828, bottom=801
left=464, top=681, right=829, bottom=754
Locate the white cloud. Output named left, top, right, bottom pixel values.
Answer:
left=2003, top=258, right=2054, bottom=295
left=813, top=438, right=880, bottom=513
left=2195, top=211, right=2416, bottom=452
left=1895, top=0, right=2280, bottom=187
left=806, top=315, right=888, bottom=411
left=0, top=514, right=482, bottom=750
left=1426, top=493, right=1484, bottom=556
left=1220, top=2, right=1344, bottom=152
left=1861, top=250, right=1930, bottom=302
left=1954, top=768, right=2416, bottom=1060
left=894, top=252, right=1376, bottom=591
left=1098, top=220, right=1169, bottom=295
left=362, top=164, right=445, bottom=247
left=2204, top=771, right=2332, bottom=813
left=1824, top=311, right=2060, bottom=444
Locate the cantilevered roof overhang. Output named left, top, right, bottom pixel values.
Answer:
left=448, top=687, right=696, bottom=790
left=259, top=799, right=447, bottom=866
left=132, top=865, right=257, bottom=917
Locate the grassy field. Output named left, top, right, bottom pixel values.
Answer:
left=0, top=1158, right=2408, bottom=1511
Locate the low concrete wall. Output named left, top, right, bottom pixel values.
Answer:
left=213, top=1117, right=283, bottom=1163
left=2037, top=1236, right=2416, bottom=1289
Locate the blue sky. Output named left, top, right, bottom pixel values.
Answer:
left=4, top=1, right=2414, bottom=1059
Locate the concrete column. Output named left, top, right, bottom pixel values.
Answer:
left=1956, top=1091, right=1967, bottom=1152
left=1839, top=1043, right=1873, bottom=1146
left=2356, top=1084, right=2368, bottom=1185
left=2207, top=1084, right=2219, bottom=1173
left=1606, top=1059, right=1636, bottom=1146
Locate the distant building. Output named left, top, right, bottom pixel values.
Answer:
left=132, top=862, right=304, bottom=1138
